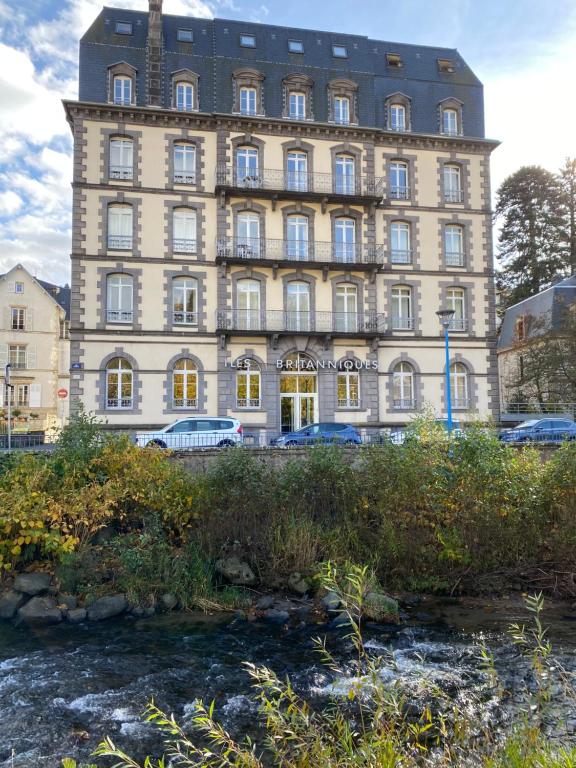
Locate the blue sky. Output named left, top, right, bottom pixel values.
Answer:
left=0, top=0, right=575, bottom=285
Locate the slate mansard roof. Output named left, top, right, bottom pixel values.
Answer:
left=498, top=275, right=576, bottom=351
left=79, top=8, right=486, bottom=138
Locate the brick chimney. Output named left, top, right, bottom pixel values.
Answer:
left=147, top=0, right=163, bottom=107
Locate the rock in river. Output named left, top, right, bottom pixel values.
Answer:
left=87, top=594, right=127, bottom=622
left=0, top=590, right=26, bottom=620
left=17, top=596, right=62, bottom=626
left=13, top=572, right=52, bottom=596
left=215, top=556, right=256, bottom=586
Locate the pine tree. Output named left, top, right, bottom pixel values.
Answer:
left=559, top=157, right=576, bottom=275
left=495, top=166, right=566, bottom=309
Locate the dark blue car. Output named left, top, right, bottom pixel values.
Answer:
left=499, top=418, right=576, bottom=443
left=270, top=422, right=362, bottom=447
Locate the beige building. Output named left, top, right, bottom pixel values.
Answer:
left=65, top=2, right=499, bottom=436
left=0, top=264, right=70, bottom=432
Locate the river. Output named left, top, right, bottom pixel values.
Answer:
left=1, top=597, right=576, bottom=766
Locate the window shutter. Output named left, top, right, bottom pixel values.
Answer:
left=2, top=307, right=10, bottom=330
left=0, top=344, right=7, bottom=369
left=29, top=383, right=41, bottom=408
left=27, top=346, right=37, bottom=369
left=7, top=282, right=15, bottom=293
left=27, top=307, right=34, bottom=331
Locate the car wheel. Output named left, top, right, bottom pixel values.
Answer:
left=344, top=439, right=356, bottom=445
left=147, top=440, right=167, bottom=449
left=217, top=439, right=235, bottom=448
left=285, top=440, right=298, bottom=447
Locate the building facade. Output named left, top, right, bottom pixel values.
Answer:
left=0, top=264, right=70, bottom=431
left=65, top=1, right=499, bottom=435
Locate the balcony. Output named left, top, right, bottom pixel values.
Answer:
left=174, top=171, right=196, bottom=184
left=109, top=165, right=133, bottom=181
left=173, top=398, right=198, bottom=408
left=216, top=238, right=384, bottom=270
left=173, top=239, right=197, bottom=254
left=215, top=166, right=385, bottom=203
left=216, top=310, right=386, bottom=338
left=393, top=398, right=417, bottom=410
left=107, top=235, right=132, bottom=251
left=106, top=398, right=133, bottom=409
left=449, top=317, right=468, bottom=332
left=389, top=185, right=411, bottom=201
left=173, top=311, right=198, bottom=325
left=444, top=189, right=463, bottom=203
left=391, top=316, right=414, bottom=331
left=445, top=251, right=465, bottom=267
left=390, top=249, right=413, bottom=265
left=106, top=309, right=133, bottom=323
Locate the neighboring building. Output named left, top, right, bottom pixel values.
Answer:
left=0, top=264, right=71, bottom=431
left=64, top=0, right=499, bottom=435
left=498, top=275, right=576, bottom=420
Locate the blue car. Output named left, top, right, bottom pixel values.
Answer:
left=270, top=422, right=362, bottom=447
left=499, top=418, right=576, bottom=444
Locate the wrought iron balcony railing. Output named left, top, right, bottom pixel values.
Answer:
left=109, top=165, right=133, bottom=180
left=449, top=317, right=468, bottom=332
left=389, top=185, right=411, bottom=200
left=106, top=309, right=133, bottom=323
left=216, top=238, right=384, bottom=266
left=173, top=398, right=198, bottom=408
left=215, top=166, right=385, bottom=197
left=174, top=171, right=196, bottom=184
left=393, top=398, right=417, bottom=410
left=391, top=316, right=414, bottom=331
left=173, top=311, right=198, bottom=325
left=106, top=398, right=133, bottom=409
left=216, top=310, right=386, bottom=335
left=390, top=249, right=413, bottom=265
left=452, top=398, right=470, bottom=409
left=107, top=235, right=132, bottom=250
left=444, top=189, right=463, bottom=203
left=173, top=239, right=197, bottom=254
left=445, top=251, right=465, bottom=267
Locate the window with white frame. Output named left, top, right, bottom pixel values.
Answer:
left=235, top=146, right=259, bottom=187
left=106, top=357, right=133, bottom=409
left=106, top=274, right=133, bottom=323
left=337, top=367, right=360, bottom=408
left=333, top=95, right=350, bottom=125
left=286, top=150, right=308, bottom=192
left=334, top=217, right=356, bottom=263
left=389, top=161, right=409, bottom=199
left=11, top=308, right=25, bottom=331
left=175, top=82, right=194, bottom=111
left=335, top=154, right=355, bottom=195
left=236, top=278, right=261, bottom=330
left=450, top=362, right=469, bottom=408
left=109, top=138, right=133, bottom=180
left=9, top=344, right=27, bottom=369
left=335, top=283, right=358, bottom=332
left=239, top=86, right=257, bottom=115
left=286, top=215, right=309, bottom=260
left=15, top=282, right=24, bottom=294
left=173, top=277, right=198, bottom=325
left=445, top=225, right=465, bottom=267
left=113, top=76, right=132, bottom=105
left=236, top=212, right=261, bottom=258
left=173, top=358, right=198, bottom=408
left=443, top=164, right=462, bottom=203
left=17, top=384, right=30, bottom=407
left=236, top=361, right=261, bottom=408
left=173, top=208, right=197, bottom=253
left=173, top=143, right=196, bottom=184
left=289, top=91, right=306, bottom=119
left=286, top=281, right=311, bottom=331
left=446, top=287, right=466, bottom=330
left=392, top=361, right=415, bottom=409
left=390, top=222, right=411, bottom=264
left=107, top=204, right=133, bottom=250
left=390, top=103, right=406, bottom=131
left=442, top=108, right=459, bottom=135
left=391, top=286, right=413, bottom=330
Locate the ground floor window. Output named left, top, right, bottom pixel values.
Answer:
left=337, top=369, right=359, bottom=408
left=106, top=357, right=133, bottom=409
left=173, top=359, right=198, bottom=408
left=236, top=363, right=261, bottom=408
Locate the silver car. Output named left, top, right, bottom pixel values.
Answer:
left=135, top=417, right=243, bottom=449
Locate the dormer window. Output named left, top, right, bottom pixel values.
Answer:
left=334, top=96, right=350, bottom=125
left=113, top=76, right=132, bottom=106
left=177, top=28, right=193, bottom=42
left=288, top=40, right=304, bottom=54
left=390, top=104, right=406, bottom=131
left=108, top=62, right=137, bottom=106
left=240, top=33, right=256, bottom=48
left=443, top=109, right=458, bottom=135
left=439, top=98, right=463, bottom=136
left=386, top=52, right=403, bottom=68
left=289, top=91, right=306, bottom=119
left=115, top=21, right=132, bottom=35
left=438, top=58, right=456, bottom=73
left=176, top=82, right=194, bottom=111
left=239, top=86, right=257, bottom=115
left=233, top=69, right=265, bottom=116
left=328, top=79, right=358, bottom=125
left=171, top=70, right=199, bottom=111
left=332, top=44, right=348, bottom=58
left=282, top=74, right=313, bottom=120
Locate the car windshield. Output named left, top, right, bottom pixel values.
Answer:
left=511, top=420, right=539, bottom=431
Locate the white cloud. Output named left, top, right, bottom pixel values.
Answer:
left=0, top=190, right=23, bottom=216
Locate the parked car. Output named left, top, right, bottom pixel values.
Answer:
left=135, top=417, right=243, bottom=449
left=270, top=422, right=362, bottom=447
left=499, top=418, right=576, bottom=444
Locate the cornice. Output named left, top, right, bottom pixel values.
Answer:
left=63, top=100, right=500, bottom=154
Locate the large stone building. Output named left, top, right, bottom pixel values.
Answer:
left=65, top=0, right=499, bottom=435
left=0, top=264, right=70, bottom=431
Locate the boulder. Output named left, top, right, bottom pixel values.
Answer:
left=160, top=593, right=178, bottom=611
left=13, top=572, right=51, bottom=596
left=363, top=592, right=399, bottom=623
left=263, top=609, right=290, bottom=624
left=255, top=595, right=275, bottom=610
left=321, top=591, right=341, bottom=612
left=0, top=590, right=26, bottom=620
left=17, top=596, right=62, bottom=625
left=215, top=556, right=256, bottom=586
left=287, top=572, right=312, bottom=596
left=328, top=611, right=351, bottom=630
left=87, top=594, right=127, bottom=622
left=57, top=594, right=78, bottom=611
left=67, top=608, right=87, bottom=624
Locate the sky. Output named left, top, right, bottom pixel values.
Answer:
left=0, top=0, right=575, bottom=286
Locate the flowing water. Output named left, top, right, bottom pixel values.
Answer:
left=1, top=598, right=576, bottom=767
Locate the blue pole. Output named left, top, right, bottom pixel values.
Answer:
left=444, top=326, right=453, bottom=433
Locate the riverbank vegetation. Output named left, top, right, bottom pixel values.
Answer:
left=1, top=413, right=575, bottom=602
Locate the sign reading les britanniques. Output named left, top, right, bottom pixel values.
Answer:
left=226, top=359, right=378, bottom=371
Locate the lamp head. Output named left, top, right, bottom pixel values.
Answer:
left=436, top=308, right=455, bottom=328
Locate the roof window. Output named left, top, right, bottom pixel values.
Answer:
left=115, top=21, right=132, bottom=35
left=288, top=39, right=304, bottom=54
left=438, top=58, right=456, bottom=73
left=386, top=52, right=403, bottom=68
left=240, top=33, right=256, bottom=48
left=332, top=44, right=348, bottom=58
left=177, top=28, right=193, bottom=42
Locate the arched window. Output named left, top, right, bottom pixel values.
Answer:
left=391, top=286, right=413, bottom=330
left=173, top=143, right=196, bottom=184
left=289, top=91, right=306, bottom=119
left=335, top=154, right=356, bottom=195
left=335, top=282, right=358, bottom=332
left=175, top=81, right=194, bottom=111
left=172, top=277, right=198, bottom=325
left=233, top=68, right=264, bottom=115
left=283, top=74, right=313, bottom=120
left=385, top=92, right=411, bottom=132
left=173, top=208, right=197, bottom=253
left=337, top=362, right=360, bottom=408
left=446, top=287, right=466, bottom=330
left=173, top=358, right=198, bottom=408
left=450, top=362, right=469, bottom=409
left=286, top=281, right=310, bottom=331
left=286, top=150, right=308, bottom=192
left=235, top=359, right=261, bottom=408
left=106, top=274, right=133, bottom=323
left=442, top=108, right=458, bottom=135
left=109, top=137, right=133, bottom=180
left=392, top=361, right=415, bottom=409
left=286, top=215, right=309, bottom=260
left=107, top=204, right=133, bottom=250
left=235, top=146, right=260, bottom=187
left=236, top=212, right=260, bottom=258
left=236, top=278, right=261, bottom=330
left=113, top=75, right=132, bottom=105
left=443, top=164, right=462, bottom=203
left=444, top=225, right=465, bottom=267
left=106, top=357, right=132, bottom=409
left=389, top=161, right=409, bottom=200
left=390, top=221, right=411, bottom=264
left=334, top=217, right=356, bottom=263
left=333, top=95, right=350, bottom=125
left=390, top=104, right=406, bottom=131
left=239, top=86, right=257, bottom=115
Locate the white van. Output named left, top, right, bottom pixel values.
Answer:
left=135, top=417, right=243, bottom=449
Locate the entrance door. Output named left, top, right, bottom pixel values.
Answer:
left=279, top=354, right=318, bottom=432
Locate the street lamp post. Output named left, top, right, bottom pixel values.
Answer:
left=4, top=363, right=12, bottom=452
left=436, top=309, right=455, bottom=433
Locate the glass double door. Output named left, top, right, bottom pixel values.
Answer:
left=280, top=371, right=317, bottom=433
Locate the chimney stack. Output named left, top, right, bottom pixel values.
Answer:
left=147, top=0, right=163, bottom=107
